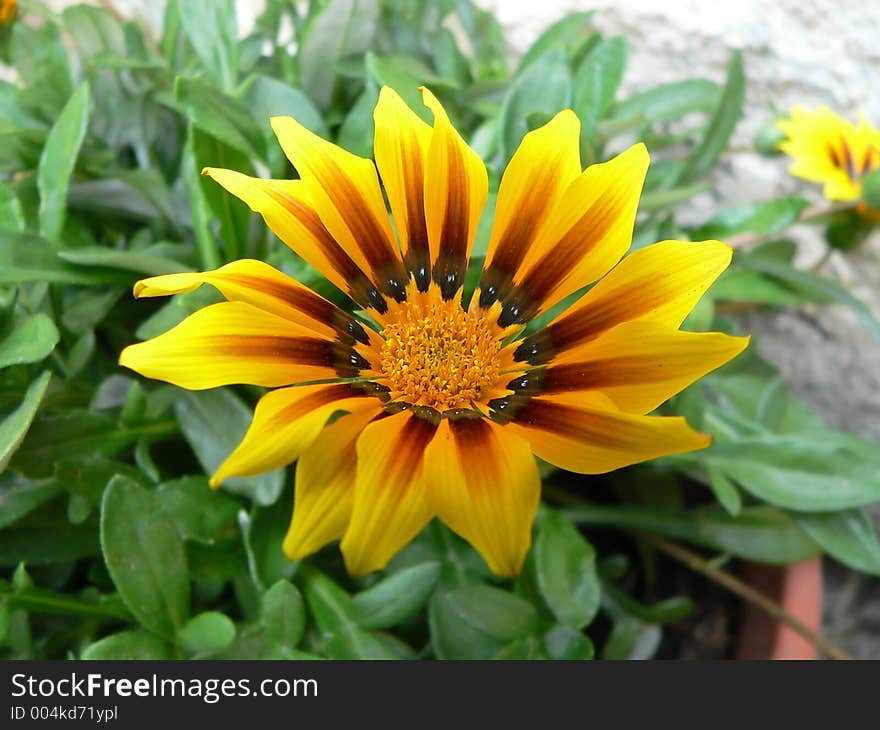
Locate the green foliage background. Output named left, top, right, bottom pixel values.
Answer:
left=1, top=0, right=880, bottom=660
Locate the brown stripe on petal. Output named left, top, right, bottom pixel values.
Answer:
left=506, top=398, right=644, bottom=450
left=208, top=335, right=371, bottom=377
left=229, top=274, right=370, bottom=345
left=394, top=415, right=438, bottom=483
left=403, top=140, right=432, bottom=291
left=264, top=186, right=390, bottom=314
left=535, top=358, right=674, bottom=394
left=861, top=145, right=878, bottom=176
left=264, top=383, right=372, bottom=430
left=433, top=142, right=471, bottom=300
left=313, top=158, right=409, bottom=302
left=840, top=137, right=857, bottom=180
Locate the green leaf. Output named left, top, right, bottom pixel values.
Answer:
left=0, top=372, right=52, bottom=474
left=693, top=196, right=809, bottom=239
left=0, top=232, right=126, bottom=286
left=862, top=169, right=880, bottom=209
left=174, top=77, right=264, bottom=161
left=174, top=389, right=284, bottom=506
left=519, top=11, right=595, bottom=70
left=351, top=561, right=440, bottom=629
left=178, top=0, right=238, bottom=90
left=498, top=48, right=571, bottom=163
left=38, top=82, right=91, bottom=243
left=0, top=500, right=100, bottom=565
left=564, top=504, right=819, bottom=564
left=100, top=476, right=190, bottom=638
left=336, top=85, right=379, bottom=157
left=705, top=436, right=880, bottom=512
left=57, top=246, right=191, bottom=277
left=301, top=567, right=397, bottom=659
left=240, top=491, right=296, bottom=590
left=0, top=185, right=25, bottom=233
left=676, top=51, right=744, bottom=184
left=261, top=579, right=306, bottom=650
left=82, top=630, right=173, bottom=660
left=610, top=79, right=720, bottom=124
left=736, top=254, right=880, bottom=343
left=572, top=35, right=627, bottom=142
left=180, top=611, right=236, bottom=655
left=438, top=584, right=537, bottom=643
left=238, top=74, right=327, bottom=137
left=156, top=476, right=240, bottom=544
left=0, top=473, right=61, bottom=530
left=534, top=510, right=600, bottom=629
left=795, top=510, right=880, bottom=577
left=543, top=625, right=595, bottom=660
left=298, top=0, right=380, bottom=109
left=10, top=411, right=162, bottom=478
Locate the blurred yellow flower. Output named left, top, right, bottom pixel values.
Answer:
left=0, top=0, right=16, bottom=27
left=120, top=87, right=746, bottom=578
left=777, top=106, right=880, bottom=202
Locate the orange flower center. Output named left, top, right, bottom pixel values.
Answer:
left=378, top=297, right=501, bottom=412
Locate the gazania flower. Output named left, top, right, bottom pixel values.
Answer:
left=0, top=0, right=16, bottom=27
left=777, top=106, right=880, bottom=202
left=120, top=87, right=747, bottom=577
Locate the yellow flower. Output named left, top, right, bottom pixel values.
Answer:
left=120, top=87, right=747, bottom=578
left=0, top=0, right=16, bottom=27
left=777, top=106, right=880, bottom=201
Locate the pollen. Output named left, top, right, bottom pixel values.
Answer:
left=379, top=294, right=502, bottom=413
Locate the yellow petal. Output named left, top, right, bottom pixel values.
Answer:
left=505, top=143, right=649, bottom=321
left=134, top=258, right=370, bottom=344
left=340, top=411, right=437, bottom=576
left=374, top=86, right=433, bottom=289
left=211, top=384, right=376, bottom=487
left=512, top=239, right=733, bottom=365
left=505, top=392, right=711, bottom=474
left=283, top=404, right=382, bottom=561
left=424, top=418, right=540, bottom=577
left=540, top=321, right=749, bottom=414
left=477, top=110, right=581, bottom=309
left=119, top=301, right=363, bottom=390
left=202, top=168, right=364, bottom=298
left=421, top=87, right=488, bottom=298
left=270, top=115, right=409, bottom=302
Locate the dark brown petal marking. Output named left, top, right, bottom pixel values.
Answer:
left=478, top=167, right=561, bottom=309
left=402, top=135, right=431, bottom=291
left=229, top=275, right=370, bottom=345
left=433, top=140, right=471, bottom=300
left=827, top=142, right=843, bottom=170
left=840, top=138, right=857, bottom=180
left=309, top=157, right=409, bottom=302
left=393, top=415, right=438, bottom=482
left=208, top=335, right=370, bottom=377
left=861, top=145, right=878, bottom=176
left=505, top=398, right=653, bottom=450
left=526, top=357, right=677, bottom=395
left=264, top=383, right=373, bottom=430
left=264, top=186, right=389, bottom=314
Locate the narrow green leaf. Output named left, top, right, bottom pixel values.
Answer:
left=0, top=185, right=25, bottom=233
left=796, top=509, right=880, bottom=576
left=0, top=315, right=59, bottom=369
left=499, top=48, right=571, bottom=162
left=439, top=584, right=536, bottom=643
left=572, top=35, right=627, bottom=141
left=82, top=630, right=172, bottom=660
left=101, top=476, right=190, bottom=638
left=0, top=473, right=61, bottom=529
left=38, top=82, right=91, bottom=243
left=261, top=580, right=306, bottom=650
left=351, top=561, right=441, bottom=629
left=534, top=510, right=600, bottom=629
left=675, top=52, right=744, bottom=184
left=156, top=476, right=240, bottom=544
left=564, top=504, right=819, bottom=564
left=519, top=11, right=595, bottom=70
left=543, top=625, right=595, bottom=660
left=178, top=0, right=238, bottom=90
left=0, top=372, right=52, bottom=474
left=298, top=0, right=380, bottom=109
left=693, top=196, right=809, bottom=239
left=610, top=79, right=720, bottom=123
